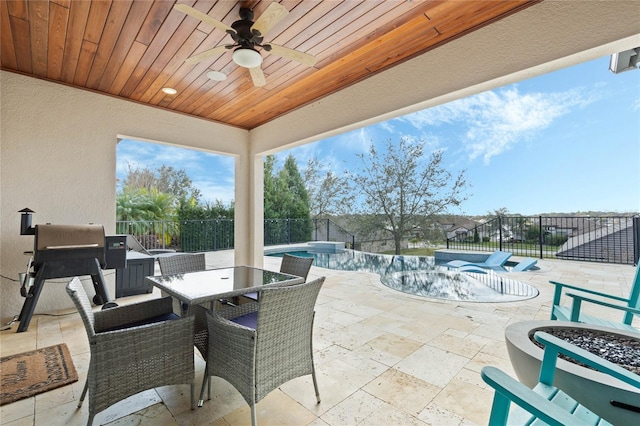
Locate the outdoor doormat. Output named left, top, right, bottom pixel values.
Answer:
left=0, top=343, right=78, bottom=405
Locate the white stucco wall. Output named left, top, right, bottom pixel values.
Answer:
left=1, top=0, right=639, bottom=325
left=0, top=71, right=247, bottom=319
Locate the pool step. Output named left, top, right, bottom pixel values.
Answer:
left=308, top=241, right=345, bottom=253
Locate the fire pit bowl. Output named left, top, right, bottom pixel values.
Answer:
left=505, top=321, right=640, bottom=425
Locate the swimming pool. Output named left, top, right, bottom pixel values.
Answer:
left=267, top=249, right=538, bottom=302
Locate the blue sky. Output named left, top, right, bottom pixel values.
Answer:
left=117, top=55, right=640, bottom=216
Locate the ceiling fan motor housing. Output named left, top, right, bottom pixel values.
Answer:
left=230, top=8, right=263, bottom=47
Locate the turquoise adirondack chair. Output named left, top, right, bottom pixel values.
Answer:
left=549, top=265, right=640, bottom=333
left=481, top=331, right=640, bottom=426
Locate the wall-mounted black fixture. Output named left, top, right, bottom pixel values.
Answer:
left=19, top=207, right=36, bottom=235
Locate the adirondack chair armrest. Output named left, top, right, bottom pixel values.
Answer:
left=481, top=366, right=589, bottom=426
left=483, top=333, right=640, bottom=426
left=549, top=280, right=630, bottom=306
left=565, top=292, right=640, bottom=318
left=534, top=332, right=640, bottom=388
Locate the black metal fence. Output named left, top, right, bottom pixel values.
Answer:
left=117, top=215, right=639, bottom=265
left=446, top=215, right=640, bottom=265
left=116, top=218, right=355, bottom=252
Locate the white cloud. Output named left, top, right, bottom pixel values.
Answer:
left=329, top=127, right=377, bottom=154
left=194, top=179, right=235, bottom=205
left=396, top=86, right=590, bottom=164
left=352, top=127, right=375, bottom=152
left=275, top=142, right=346, bottom=179
left=117, top=140, right=236, bottom=202
left=377, top=121, right=395, bottom=133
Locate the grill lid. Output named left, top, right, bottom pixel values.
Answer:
left=35, top=224, right=105, bottom=251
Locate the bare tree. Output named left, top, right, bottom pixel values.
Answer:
left=303, top=157, right=352, bottom=218
left=122, top=163, right=201, bottom=202
left=348, top=138, right=468, bottom=254
left=122, top=163, right=156, bottom=192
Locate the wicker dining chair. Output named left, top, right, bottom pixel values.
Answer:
left=280, top=253, right=314, bottom=281
left=157, top=253, right=209, bottom=370
left=158, top=252, right=207, bottom=314
left=243, top=254, right=314, bottom=302
left=199, top=277, right=325, bottom=426
left=157, top=252, right=206, bottom=275
left=65, top=277, right=195, bottom=426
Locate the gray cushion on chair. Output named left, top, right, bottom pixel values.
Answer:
left=230, top=311, right=258, bottom=329
left=100, top=312, right=180, bottom=332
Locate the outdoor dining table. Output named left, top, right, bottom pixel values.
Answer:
left=145, top=265, right=304, bottom=315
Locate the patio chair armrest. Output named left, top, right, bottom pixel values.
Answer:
left=95, top=296, right=174, bottom=332
left=206, top=309, right=255, bottom=366
left=205, top=309, right=256, bottom=403
left=534, top=331, right=640, bottom=389
left=565, top=292, right=640, bottom=317
left=91, top=316, right=195, bottom=404
left=207, top=308, right=257, bottom=335
left=481, top=366, right=588, bottom=426
left=94, top=315, right=195, bottom=351
left=549, top=280, right=630, bottom=304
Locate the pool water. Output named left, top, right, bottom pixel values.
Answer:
left=268, top=249, right=538, bottom=302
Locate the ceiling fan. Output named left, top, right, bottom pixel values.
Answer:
left=174, top=2, right=317, bottom=87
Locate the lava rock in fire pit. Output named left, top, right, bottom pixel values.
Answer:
left=530, top=327, right=640, bottom=375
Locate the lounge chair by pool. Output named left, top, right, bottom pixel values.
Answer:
left=511, top=257, right=537, bottom=272
left=457, top=257, right=537, bottom=274
left=446, top=250, right=512, bottom=271
left=126, top=235, right=177, bottom=257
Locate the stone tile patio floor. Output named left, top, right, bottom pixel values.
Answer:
left=1, top=251, right=637, bottom=425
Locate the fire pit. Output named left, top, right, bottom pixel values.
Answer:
left=505, top=321, right=640, bottom=425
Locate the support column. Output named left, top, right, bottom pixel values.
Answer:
left=234, top=151, right=264, bottom=268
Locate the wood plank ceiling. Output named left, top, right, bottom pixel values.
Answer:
left=1, top=0, right=537, bottom=130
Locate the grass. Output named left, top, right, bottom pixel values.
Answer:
left=380, top=247, right=438, bottom=256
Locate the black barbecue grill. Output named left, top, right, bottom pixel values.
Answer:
left=17, top=210, right=126, bottom=332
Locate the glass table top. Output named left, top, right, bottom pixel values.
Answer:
left=145, top=265, right=302, bottom=305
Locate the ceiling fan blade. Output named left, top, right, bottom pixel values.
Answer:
left=266, top=44, right=317, bottom=67
left=251, top=2, right=288, bottom=36
left=185, top=45, right=229, bottom=64
left=249, top=66, right=267, bottom=87
left=174, top=4, right=235, bottom=34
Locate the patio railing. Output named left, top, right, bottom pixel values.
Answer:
left=117, top=215, right=640, bottom=265
left=445, top=215, right=640, bottom=265
left=116, top=218, right=355, bottom=253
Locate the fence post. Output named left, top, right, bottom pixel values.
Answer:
left=498, top=216, right=503, bottom=251
left=326, top=219, right=330, bottom=241
left=539, top=216, right=543, bottom=259
left=162, top=220, right=166, bottom=249
left=633, top=216, right=640, bottom=266
left=313, top=218, right=317, bottom=241
left=214, top=220, right=218, bottom=251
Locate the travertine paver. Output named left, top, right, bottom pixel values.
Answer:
left=1, top=252, right=636, bottom=426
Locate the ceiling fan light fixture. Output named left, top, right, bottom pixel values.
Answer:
left=233, top=48, right=262, bottom=68
left=207, top=70, right=227, bottom=81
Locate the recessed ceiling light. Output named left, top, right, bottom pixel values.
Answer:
left=207, top=71, right=227, bottom=81
left=162, top=87, right=177, bottom=95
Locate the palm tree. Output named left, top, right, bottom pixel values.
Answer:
left=116, top=188, right=178, bottom=246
